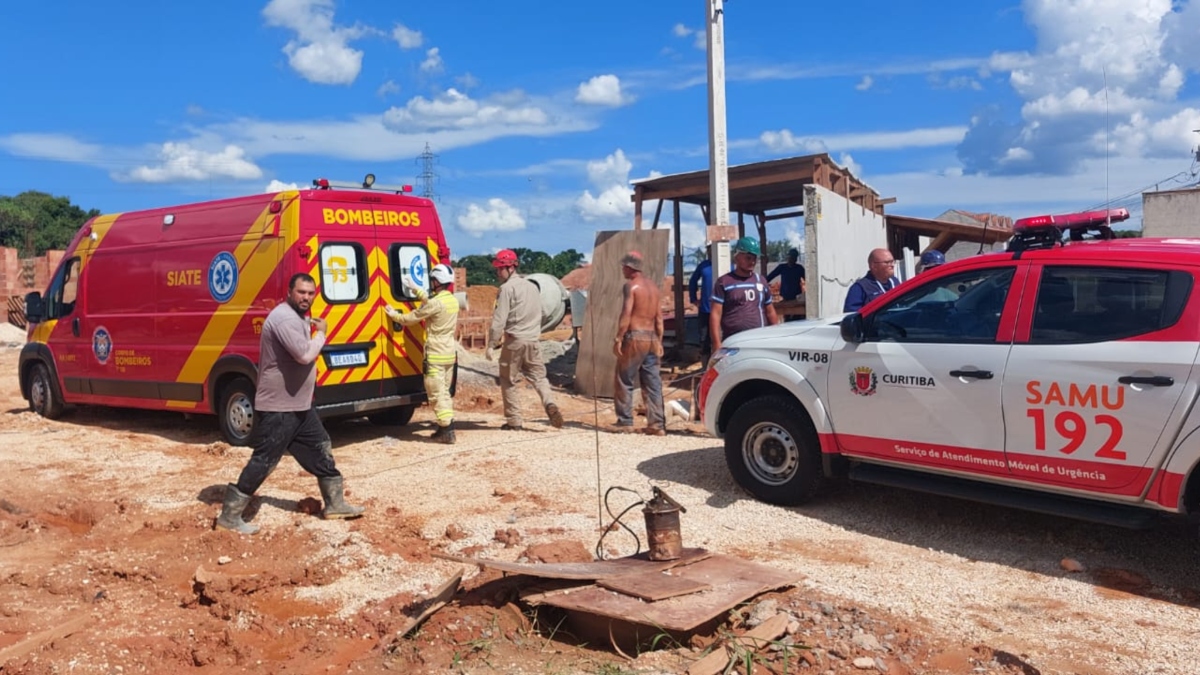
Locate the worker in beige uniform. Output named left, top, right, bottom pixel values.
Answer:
left=385, top=264, right=460, bottom=444
left=486, top=249, right=564, bottom=430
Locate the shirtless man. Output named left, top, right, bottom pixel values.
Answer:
left=612, top=250, right=666, bottom=435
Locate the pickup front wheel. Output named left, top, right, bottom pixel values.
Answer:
left=724, top=395, right=822, bottom=505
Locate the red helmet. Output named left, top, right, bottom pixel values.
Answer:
left=492, top=249, right=519, bottom=269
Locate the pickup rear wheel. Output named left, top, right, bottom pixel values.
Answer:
left=368, top=404, right=416, bottom=427
left=218, top=378, right=256, bottom=447
left=724, top=395, right=822, bottom=505
left=29, top=363, right=65, bottom=420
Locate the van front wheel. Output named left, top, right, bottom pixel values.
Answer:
left=29, top=363, right=64, bottom=419
left=218, top=378, right=256, bottom=447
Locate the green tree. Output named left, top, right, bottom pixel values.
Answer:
left=763, top=239, right=795, bottom=261
left=549, top=248, right=585, bottom=277
left=514, top=247, right=553, bottom=275
left=1112, top=229, right=1141, bottom=238
left=454, top=254, right=497, bottom=287
left=0, top=191, right=99, bottom=255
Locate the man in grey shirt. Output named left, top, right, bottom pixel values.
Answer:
left=487, top=249, right=563, bottom=430
left=216, top=273, right=364, bottom=534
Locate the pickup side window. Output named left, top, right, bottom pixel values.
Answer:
left=868, top=267, right=1015, bottom=343
left=1030, top=266, right=1191, bottom=344
left=44, top=258, right=81, bottom=320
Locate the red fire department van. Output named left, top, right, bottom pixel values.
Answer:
left=19, top=176, right=451, bottom=445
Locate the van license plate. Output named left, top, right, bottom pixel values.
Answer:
left=328, top=350, right=368, bottom=367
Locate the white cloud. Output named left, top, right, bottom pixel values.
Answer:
left=855, top=76, right=874, bottom=91
left=837, top=153, right=863, bottom=178
left=458, top=198, right=526, bottom=237
left=376, top=79, right=400, bottom=97
left=122, top=143, right=263, bottom=183
left=262, top=0, right=366, bottom=86
left=577, top=149, right=635, bottom=221
left=383, top=88, right=549, bottom=132
left=420, top=47, right=444, bottom=74
left=758, top=126, right=968, bottom=154
left=392, top=23, right=423, bottom=49
left=455, top=72, right=480, bottom=90
left=670, top=24, right=706, bottom=50
left=575, top=74, right=633, bottom=107
left=265, top=179, right=300, bottom=192
left=0, top=133, right=102, bottom=163
left=585, top=149, right=632, bottom=189
left=961, top=0, right=1200, bottom=174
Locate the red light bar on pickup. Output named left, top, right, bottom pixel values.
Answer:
left=1013, top=208, right=1130, bottom=231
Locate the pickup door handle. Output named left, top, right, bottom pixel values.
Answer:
left=72, top=318, right=80, bottom=337
left=1118, top=375, right=1174, bottom=387
left=949, top=369, right=993, bottom=380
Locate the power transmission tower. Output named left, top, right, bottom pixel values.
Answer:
left=416, top=142, right=439, bottom=201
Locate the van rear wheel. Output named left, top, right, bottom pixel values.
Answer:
left=29, top=363, right=65, bottom=420
left=218, top=378, right=256, bottom=447
left=368, top=405, right=416, bottom=427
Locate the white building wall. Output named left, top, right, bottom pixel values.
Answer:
left=1143, top=189, right=1200, bottom=238
left=803, top=184, right=888, bottom=319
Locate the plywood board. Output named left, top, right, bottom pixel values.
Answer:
left=534, top=554, right=799, bottom=632
left=431, top=547, right=710, bottom=581
left=596, top=570, right=711, bottom=601
left=575, top=229, right=671, bottom=398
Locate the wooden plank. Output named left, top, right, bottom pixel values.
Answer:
left=0, top=614, right=91, bottom=665
left=536, top=554, right=799, bottom=632
left=432, top=547, right=710, bottom=581
left=396, top=569, right=463, bottom=638
left=597, top=570, right=711, bottom=602
left=685, top=613, right=791, bottom=675
left=575, top=229, right=670, bottom=398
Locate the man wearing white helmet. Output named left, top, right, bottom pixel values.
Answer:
left=386, top=263, right=461, bottom=444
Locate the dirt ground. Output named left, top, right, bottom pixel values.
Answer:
left=0, top=343, right=1165, bottom=675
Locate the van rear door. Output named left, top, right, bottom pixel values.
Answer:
left=302, top=191, right=434, bottom=411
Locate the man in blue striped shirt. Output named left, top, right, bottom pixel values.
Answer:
left=710, top=237, right=779, bottom=352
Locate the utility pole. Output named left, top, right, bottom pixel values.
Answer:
left=416, top=142, right=439, bottom=201
left=706, top=0, right=732, bottom=277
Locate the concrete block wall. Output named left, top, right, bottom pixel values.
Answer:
left=0, top=246, right=67, bottom=300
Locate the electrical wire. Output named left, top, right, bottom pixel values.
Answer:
left=593, top=486, right=645, bottom=560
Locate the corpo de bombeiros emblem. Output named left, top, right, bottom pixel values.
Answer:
left=850, top=366, right=878, bottom=396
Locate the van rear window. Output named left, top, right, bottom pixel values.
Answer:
left=319, top=243, right=367, bottom=303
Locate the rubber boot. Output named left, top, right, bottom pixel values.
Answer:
left=318, top=476, right=365, bottom=520
left=435, top=421, right=456, bottom=445
left=214, top=484, right=260, bottom=535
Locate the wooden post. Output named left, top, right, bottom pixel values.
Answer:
left=672, top=200, right=685, bottom=360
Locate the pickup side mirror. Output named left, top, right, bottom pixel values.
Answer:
left=840, top=313, right=866, bottom=343
left=24, top=292, right=45, bottom=324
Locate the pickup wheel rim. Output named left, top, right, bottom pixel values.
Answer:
left=743, top=421, right=800, bottom=486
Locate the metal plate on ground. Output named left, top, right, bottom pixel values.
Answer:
left=432, top=548, right=710, bottom=581
left=531, top=554, right=799, bottom=632
left=596, top=570, right=711, bottom=601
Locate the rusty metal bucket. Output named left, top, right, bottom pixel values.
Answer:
left=643, top=487, right=685, bottom=561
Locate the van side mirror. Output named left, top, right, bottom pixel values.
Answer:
left=24, top=292, right=45, bottom=324
left=840, top=313, right=865, bottom=343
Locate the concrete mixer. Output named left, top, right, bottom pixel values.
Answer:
left=524, top=273, right=569, bottom=333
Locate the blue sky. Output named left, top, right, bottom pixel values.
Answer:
left=4, top=0, right=1200, bottom=257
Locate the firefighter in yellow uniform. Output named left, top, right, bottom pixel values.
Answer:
left=386, top=264, right=460, bottom=444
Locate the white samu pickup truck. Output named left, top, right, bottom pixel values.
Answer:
left=699, top=209, right=1200, bottom=528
